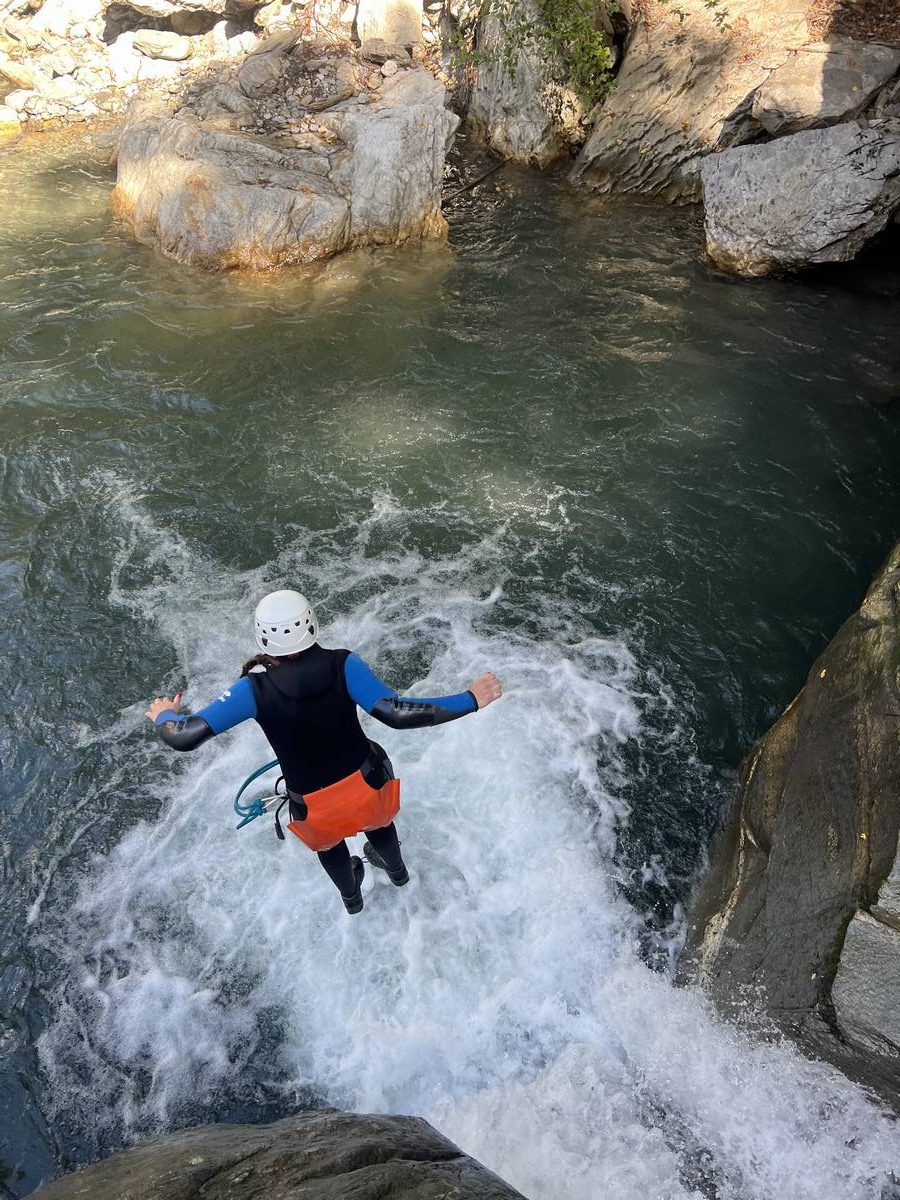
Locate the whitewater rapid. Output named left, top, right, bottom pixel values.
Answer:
left=28, top=490, right=898, bottom=1200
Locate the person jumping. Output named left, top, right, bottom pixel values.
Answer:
left=145, top=589, right=502, bottom=914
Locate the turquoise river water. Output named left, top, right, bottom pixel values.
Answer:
left=1, top=128, right=899, bottom=1199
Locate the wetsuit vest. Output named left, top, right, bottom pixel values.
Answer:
left=248, top=645, right=371, bottom=796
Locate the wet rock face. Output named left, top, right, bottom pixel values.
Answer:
left=28, top=1110, right=528, bottom=1199
left=113, top=44, right=459, bottom=270
left=700, top=120, right=900, bottom=275
left=680, top=542, right=900, bottom=1083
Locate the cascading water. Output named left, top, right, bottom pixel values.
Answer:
left=2, top=131, right=899, bottom=1199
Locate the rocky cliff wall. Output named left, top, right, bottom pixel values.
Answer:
left=680, top=542, right=900, bottom=1100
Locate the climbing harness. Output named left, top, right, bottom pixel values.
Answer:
left=233, top=759, right=285, bottom=830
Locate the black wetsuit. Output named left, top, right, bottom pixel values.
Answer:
left=154, top=645, right=477, bottom=898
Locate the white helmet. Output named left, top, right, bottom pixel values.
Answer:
left=254, top=590, right=318, bottom=656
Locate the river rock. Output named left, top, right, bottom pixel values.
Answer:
left=133, top=28, right=193, bottom=58
left=3, top=85, right=30, bottom=110
left=28, top=1110, right=527, bottom=1199
left=681, top=542, right=900, bottom=1082
left=0, top=100, right=20, bottom=139
left=701, top=120, right=900, bottom=275
left=467, top=0, right=585, bottom=169
left=0, top=49, right=37, bottom=87
left=355, top=0, right=420, bottom=47
left=28, top=0, right=103, bottom=36
left=113, top=66, right=458, bottom=269
left=752, top=39, right=900, bottom=135
left=360, top=35, right=410, bottom=64
left=235, top=42, right=283, bottom=93
left=572, top=0, right=810, bottom=200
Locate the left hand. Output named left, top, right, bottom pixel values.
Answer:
left=145, top=695, right=180, bottom=723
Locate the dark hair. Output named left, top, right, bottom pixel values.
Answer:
left=240, top=653, right=281, bottom=677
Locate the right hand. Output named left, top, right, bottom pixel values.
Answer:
left=469, top=672, right=502, bottom=710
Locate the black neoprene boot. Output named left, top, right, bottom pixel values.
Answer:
left=363, top=842, right=410, bottom=887
left=342, top=856, right=365, bottom=914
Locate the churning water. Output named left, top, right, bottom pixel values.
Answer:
left=1, top=129, right=899, bottom=1199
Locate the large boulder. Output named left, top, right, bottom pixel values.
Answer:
left=572, top=0, right=810, bottom=200
left=467, top=0, right=587, bottom=169
left=28, top=1110, right=527, bottom=1199
left=752, top=38, right=900, bottom=135
left=113, top=64, right=458, bottom=270
left=355, top=0, right=420, bottom=47
left=700, top=120, right=900, bottom=275
left=680, top=543, right=900, bottom=1088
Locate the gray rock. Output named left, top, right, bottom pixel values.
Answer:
left=701, top=120, right=900, bottom=275
left=235, top=46, right=284, bottom=94
left=356, top=0, right=420, bottom=47
left=133, top=29, right=193, bottom=58
left=113, top=68, right=458, bottom=270
left=44, top=45, right=79, bottom=76
left=245, top=25, right=297, bottom=54
left=877, top=846, right=900, bottom=923
left=170, top=9, right=216, bottom=33
left=832, top=907, right=900, bottom=1059
left=3, top=85, right=31, bottom=110
left=752, top=39, right=900, bottom=135
left=468, top=0, right=585, bottom=169
left=0, top=49, right=37, bottom=87
left=0, top=100, right=20, bottom=137
left=361, top=36, right=411, bottom=65
left=28, top=0, right=103, bottom=36
left=40, top=72, right=89, bottom=105
left=870, top=74, right=900, bottom=120
left=681, top=542, right=900, bottom=1078
left=28, top=1110, right=527, bottom=1199
left=573, top=0, right=810, bottom=200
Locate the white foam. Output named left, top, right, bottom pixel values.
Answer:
left=36, top=493, right=900, bottom=1199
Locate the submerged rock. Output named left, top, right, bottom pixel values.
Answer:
left=701, top=120, right=900, bottom=275
left=572, top=0, right=810, bottom=200
left=752, top=38, right=900, bottom=135
left=29, top=1110, right=528, bottom=1198
left=113, top=59, right=458, bottom=270
left=681, top=542, right=900, bottom=1092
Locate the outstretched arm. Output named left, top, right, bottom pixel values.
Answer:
left=145, top=676, right=258, bottom=751
left=345, top=654, right=502, bottom=730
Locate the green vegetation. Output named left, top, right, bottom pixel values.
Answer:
left=457, top=0, right=618, bottom=108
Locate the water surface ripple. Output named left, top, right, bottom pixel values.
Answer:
left=1, top=131, right=899, bottom=1199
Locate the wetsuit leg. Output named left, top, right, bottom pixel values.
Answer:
left=317, top=840, right=358, bottom=897
left=364, top=822, right=403, bottom=872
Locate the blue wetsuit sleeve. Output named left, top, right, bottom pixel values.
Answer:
left=344, top=653, right=477, bottom=729
left=192, top=676, right=258, bottom=733
left=153, top=676, right=257, bottom=750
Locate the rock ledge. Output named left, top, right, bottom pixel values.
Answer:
left=29, top=1110, right=528, bottom=1199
